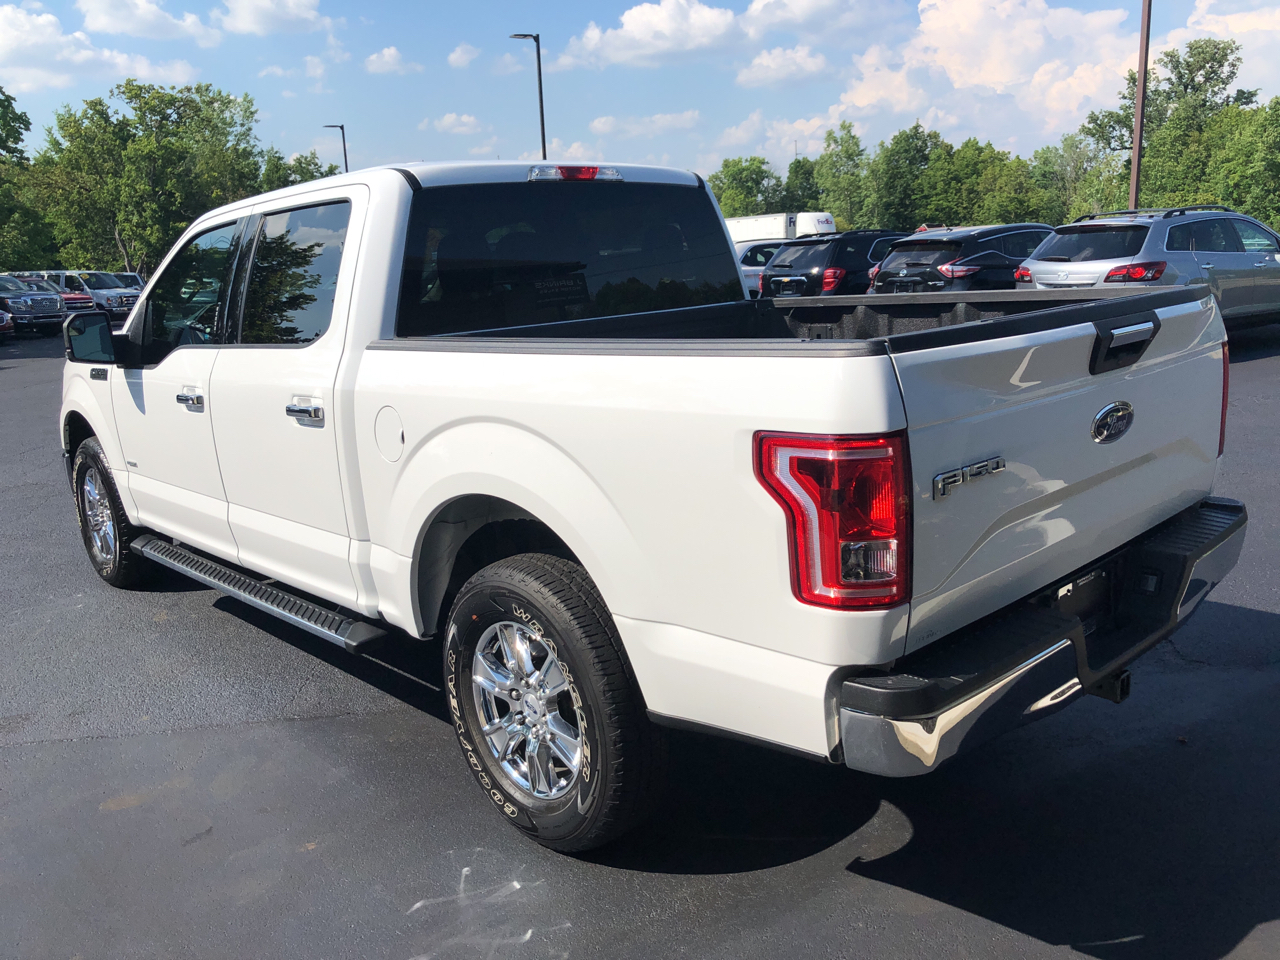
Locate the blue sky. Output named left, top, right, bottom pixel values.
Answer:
left=2, top=0, right=1278, bottom=175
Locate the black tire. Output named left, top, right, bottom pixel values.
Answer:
left=72, top=436, right=150, bottom=588
left=444, top=553, right=666, bottom=852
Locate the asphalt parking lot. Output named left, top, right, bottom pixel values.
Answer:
left=2, top=328, right=1278, bottom=960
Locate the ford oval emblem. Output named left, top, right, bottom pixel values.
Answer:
left=1092, top=401, right=1134, bottom=443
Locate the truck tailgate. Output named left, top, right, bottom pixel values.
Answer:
left=891, top=289, right=1226, bottom=653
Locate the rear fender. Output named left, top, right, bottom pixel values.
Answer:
left=386, top=420, right=648, bottom=627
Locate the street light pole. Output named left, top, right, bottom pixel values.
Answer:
left=509, top=33, right=547, bottom=160
left=323, top=124, right=349, bottom=173
left=1128, top=0, right=1153, bottom=210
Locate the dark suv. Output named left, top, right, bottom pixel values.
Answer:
left=760, top=230, right=905, bottom=298
left=870, top=223, right=1053, bottom=293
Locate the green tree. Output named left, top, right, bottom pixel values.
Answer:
left=707, top=156, right=783, bottom=217
left=813, top=122, right=866, bottom=228
left=782, top=156, right=820, bottom=211
left=862, top=122, right=945, bottom=230
left=0, top=84, right=58, bottom=269
left=260, top=147, right=339, bottom=193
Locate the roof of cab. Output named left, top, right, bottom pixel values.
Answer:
left=394, top=160, right=702, bottom=189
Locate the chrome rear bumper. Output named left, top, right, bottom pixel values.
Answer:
left=839, top=497, right=1247, bottom=777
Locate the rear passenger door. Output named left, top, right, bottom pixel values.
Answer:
left=1189, top=218, right=1254, bottom=318
left=208, top=189, right=365, bottom=607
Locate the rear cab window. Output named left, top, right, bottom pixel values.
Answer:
left=1035, top=226, right=1149, bottom=261
left=881, top=241, right=963, bottom=270
left=395, top=181, right=743, bottom=337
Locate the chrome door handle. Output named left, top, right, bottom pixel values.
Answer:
left=1201, top=263, right=1215, bottom=269
left=175, top=393, right=204, bottom=406
left=286, top=404, right=324, bottom=423
left=1255, top=261, right=1271, bottom=267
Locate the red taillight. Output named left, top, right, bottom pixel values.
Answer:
left=1014, top=265, right=1032, bottom=283
left=937, top=259, right=980, bottom=279
left=821, top=267, right=847, bottom=292
left=755, top=432, right=911, bottom=609
left=868, top=263, right=881, bottom=282
left=528, top=165, right=623, bottom=182
left=1104, top=261, right=1166, bottom=282
left=758, top=272, right=766, bottom=295
left=560, top=165, right=598, bottom=180
left=1219, top=341, right=1229, bottom=457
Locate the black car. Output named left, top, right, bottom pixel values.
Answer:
left=760, top=230, right=906, bottom=298
left=870, top=223, right=1054, bottom=293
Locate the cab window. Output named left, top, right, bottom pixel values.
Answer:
left=236, top=201, right=351, bottom=345
left=139, top=221, right=241, bottom=362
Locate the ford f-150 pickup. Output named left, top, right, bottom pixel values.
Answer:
left=60, top=162, right=1247, bottom=852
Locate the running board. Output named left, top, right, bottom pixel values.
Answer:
left=131, top=534, right=387, bottom=654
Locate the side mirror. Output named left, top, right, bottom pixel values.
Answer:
left=64, top=311, right=115, bottom=363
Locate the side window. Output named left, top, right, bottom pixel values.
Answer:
left=1004, top=231, right=1049, bottom=259
left=1191, top=218, right=1242, bottom=253
left=1234, top=220, right=1279, bottom=253
left=977, top=236, right=1004, bottom=255
left=866, top=237, right=896, bottom=263
left=64, top=274, right=85, bottom=292
left=141, top=221, right=241, bottom=360
left=238, top=201, right=351, bottom=345
left=1166, top=223, right=1192, bottom=251
left=836, top=239, right=868, bottom=269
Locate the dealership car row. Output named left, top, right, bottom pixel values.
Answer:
left=0, top=270, right=142, bottom=342
left=731, top=203, right=1280, bottom=328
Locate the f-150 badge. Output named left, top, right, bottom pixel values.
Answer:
left=933, top=457, right=1006, bottom=499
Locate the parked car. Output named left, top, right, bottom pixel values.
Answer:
left=1016, top=205, right=1280, bottom=328
left=0, top=274, right=66, bottom=336
left=736, top=240, right=785, bottom=298
left=760, top=230, right=906, bottom=297
left=62, top=162, right=1244, bottom=852
left=28, top=270, right=139, bottom=328
left=871, top=223, right=1054, bottom=293
left=19, top=276, right=96, bottom=314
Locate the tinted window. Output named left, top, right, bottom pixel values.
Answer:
left=239, top=202, right=351, bottom=345
left=741, top=243, right=780, bottom=267
left=78, top=272, right=120, bottom=290
left=1166, top=218, right=1240, bottom=254
left=396, top=182, right=742, bottom=337
left=1033, top=226, right=1148, bottom=262
left=61, top=274, right=86, bottom=292
left=771, top=241, right=835, bottom=271
left=867, top=237, right=897, bottom=263
left=142, top=221, right=241, bottom=358
left=1233, top=220, right=1278, bottom=253
left=881, top=241, right=962, bottom=270
left=1003, top=231, right=1050, bottom=259
left=0, top=275, right=26, bottom=292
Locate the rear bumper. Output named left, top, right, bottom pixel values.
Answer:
left=839, top=497, right=1247, bottom=776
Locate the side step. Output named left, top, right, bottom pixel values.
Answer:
left=131, top=534, right=387, bottom=654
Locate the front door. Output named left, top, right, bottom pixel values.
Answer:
left=208, top=195, right=361, bottom=607
left=1232, top=219, right=1280, bottom=315
left=110, top=220, right=243, bottom=560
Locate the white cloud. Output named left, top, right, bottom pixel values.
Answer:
left=281, top=89, right=296, bottom=98
left=447, top=42, right=480, bottom=68
left=304, top=54, right=325, bottom=79
left=493, top=52, right=523, bottom=74
left=739, top=0, right=843, bottom=38
left=718, top=109, right=764, bottom=147
left=432, top=112, right=484, bottom=135
left=258, top=64, right=289, bottom=77
left=469, top=136, right=499, bottom=155
left=589, top=109, right=699, bottom=138
left=1169, top=0, right=1280, bottom=95
left=365, top=46, right=421, bottom=74
left=75, top=0, right=220, bottom=46
left=214, top=0, right=332, bottom=35
left=840, top=44, right=926, bottom=114
left=0, top=3, right=195, bottom=91
left=556, top=0, right=737, bottom=68
left=518, top=138, right=602, bottom=162
left=736, top=44, right=826, bottom=86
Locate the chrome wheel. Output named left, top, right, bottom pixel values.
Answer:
left=81, top=466, right=117, bottom=567
left=471, top=620, right=582, bottom=801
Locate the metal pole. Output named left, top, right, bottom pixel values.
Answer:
left=510, top=34, right=547, bottom=160
left=534, top=35, right=546, bottom=161
left=1128, top=0, right=1152, bottom=210
left=323, top=124, right=348, bottom=173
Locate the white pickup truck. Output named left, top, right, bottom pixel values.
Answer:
left=61, top=162, right=1247, bottom=852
